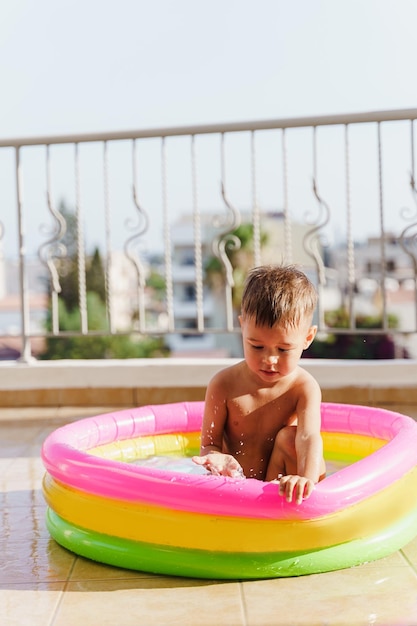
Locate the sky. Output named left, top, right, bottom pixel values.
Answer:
left=2, top=0, right=417, bottom=138
left=1, top=0, right=417, bottom=259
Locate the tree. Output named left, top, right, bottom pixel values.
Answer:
left=86, top=248, right=106, bottom=304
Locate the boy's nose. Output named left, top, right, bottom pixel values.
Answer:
left=265, top=354, right=278, bottom=364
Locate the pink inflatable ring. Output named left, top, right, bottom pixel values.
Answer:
left=42, top=401, right=417, bottom=579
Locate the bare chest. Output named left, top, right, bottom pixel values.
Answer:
left=225, top=390, right=297, bottom=441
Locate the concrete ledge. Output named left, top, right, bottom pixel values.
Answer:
left=0, top=358, right=416, bottom=408
left=0, top=358, right=236, bottom=389
left=1, top=358, right=416, bottom=388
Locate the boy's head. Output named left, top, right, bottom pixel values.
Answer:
left=240, top=264, right=318, bottom=329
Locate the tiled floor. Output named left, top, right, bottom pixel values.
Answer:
left=2, top=406, right=417, bottom=626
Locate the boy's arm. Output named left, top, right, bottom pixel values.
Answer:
left=279, top=377, right=324, bottom=504
left=192, top=373, right=244, bottom=478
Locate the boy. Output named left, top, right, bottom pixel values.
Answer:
left=192, top=264, right=326, bottom=504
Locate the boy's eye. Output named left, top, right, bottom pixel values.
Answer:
left=251, top=345, right=263, bottom=350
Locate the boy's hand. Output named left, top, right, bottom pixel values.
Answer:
left=192, top=453, right=245, bottom=479
left=277, top=474, right=315, bottom=504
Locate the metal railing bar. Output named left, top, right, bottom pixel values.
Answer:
left=377, top=123, right=388, bottom=331
left=191, top=135, right=205, bottom=333
left=281, top=128, right=292, bottom=264
left=2, top=109, right=417, bottom=148
left=161, top=137, right=174, bottom=332
left=344, top=124, right=356, bottom=329
left=103, top=141, right=114, bottom=333
left=251, top=131, right=261, bottom=267
left=15, top=146, right=34, bottom=362
left=74, top=143, right=88, bottom=334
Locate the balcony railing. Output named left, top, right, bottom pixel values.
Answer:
left=1, top=108, right=417, bottom=361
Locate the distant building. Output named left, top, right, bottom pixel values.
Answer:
left=165, top=211, right=318, bottom=357
left=0, top=253, right=48, bottom=358
left=166, top=214, right=222, bottom=356
left=328, top=233, right=417, bottom=357
left=331, top=234, right=417, bottom=288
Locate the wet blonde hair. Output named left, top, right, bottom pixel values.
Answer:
left=241, top=265, right=317, bottom=328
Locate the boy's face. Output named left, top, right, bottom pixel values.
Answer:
left=239, top=315, right=317, bottom=384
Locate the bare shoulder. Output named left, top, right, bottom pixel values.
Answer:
left=295, top=365, right=321, bottom=397
left=298, top=364, right=320, bottom=385
left=207, top=361, right=247, bottom=395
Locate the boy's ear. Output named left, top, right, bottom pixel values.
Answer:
left=238, top=315, right=243, bottom=327
left=304, top=325, right=317, bottom=349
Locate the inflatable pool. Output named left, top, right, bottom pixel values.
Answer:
left=41, top=401, right=417, bottom=579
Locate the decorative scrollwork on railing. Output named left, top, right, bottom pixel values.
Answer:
left=211, top=134, right=242, bottom=329
left=212, top=181, right=242, bottom=289
left=123, top=140, right=150, bottom=331
left=38, top=147, right=67, bottom=295
left=212, top=134, right=242, bottom=284
left=304, top=128, right=330, bottom=300
left=303, top=178, right=330, bottom=287
left=398, top=173, right=417, bottom=275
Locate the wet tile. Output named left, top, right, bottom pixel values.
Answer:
left=0, top=445, right=33, bottom=461
left=1, top=501, right=45, bottom=532
left=0, top=534, right=75, bottom=584
left=242, top=562, right=417, bottom=626
left=0, top=582, right=65, bottom=626
left=0, top=500, right=75, bottom=585
left=0, top=488, right=45, bottom=508
left=53, top=578, right=244, bottom=626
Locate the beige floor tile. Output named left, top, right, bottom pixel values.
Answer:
left=400, top=535, right=417, bottom=568
left=0, top=583, right=65, bottom=626
left=0, top=423, right=43, bottom=444
left=242, top=560, right=417, bottom=626
left=55, top=406, right=122, bottom=419
left=53, top=578, right=245, bottom=626
left=3, top=459, right=46, bottom=484
left=0, top=407, right=61, bottom=421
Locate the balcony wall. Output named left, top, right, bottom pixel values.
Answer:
left=1, top=359, right=417, bottom=420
